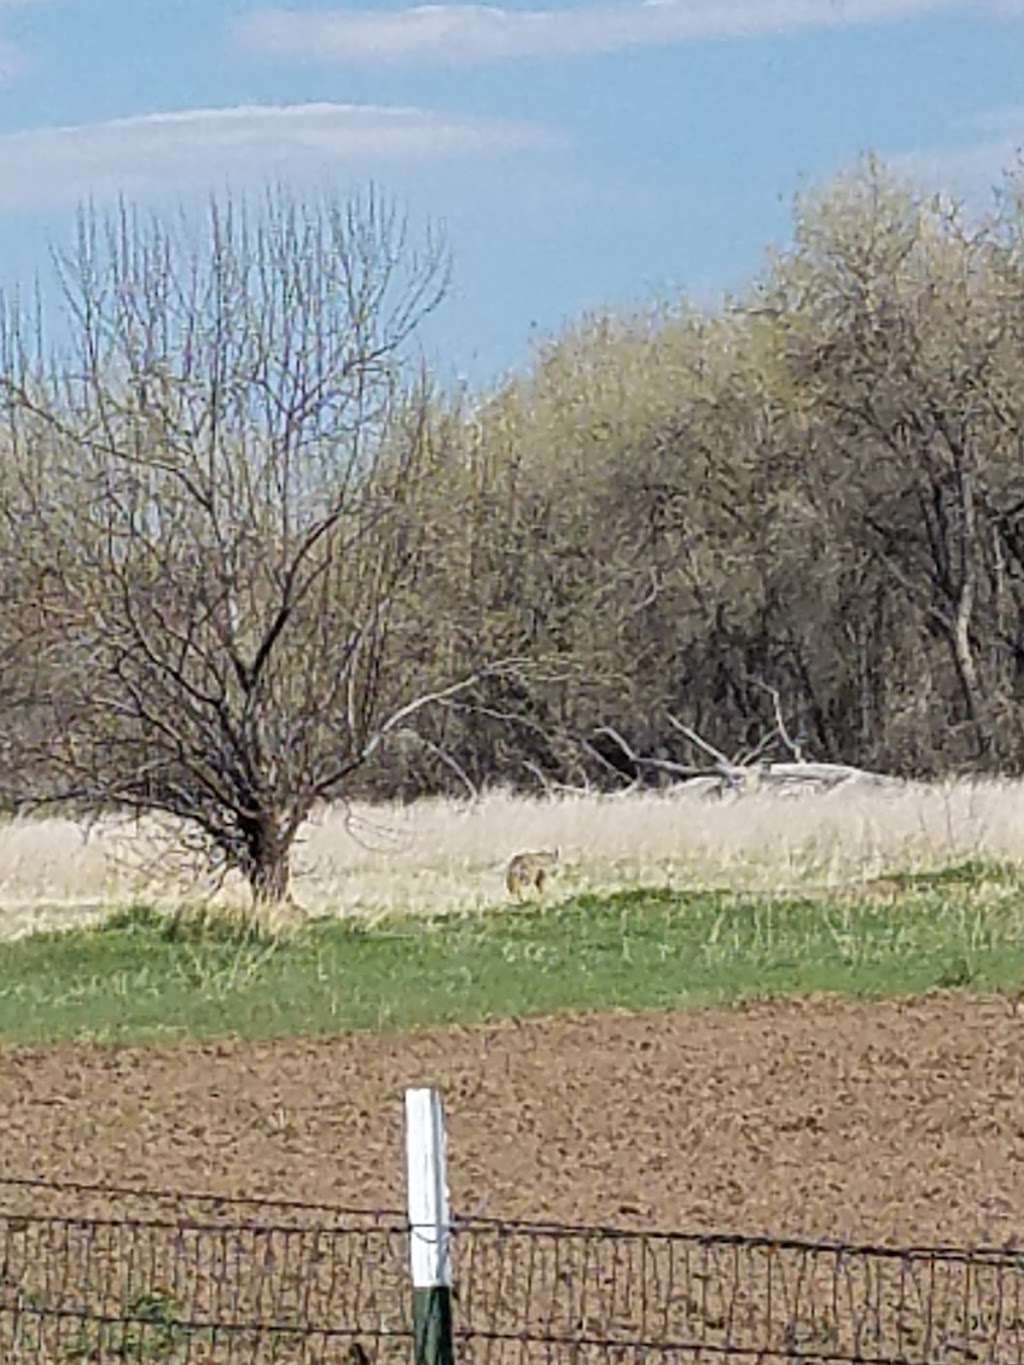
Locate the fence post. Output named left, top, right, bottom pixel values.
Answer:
left=405, top=1087, right=455, bottom=1365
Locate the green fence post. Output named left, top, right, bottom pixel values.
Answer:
left=405, top=1087, right=455, bottom=1365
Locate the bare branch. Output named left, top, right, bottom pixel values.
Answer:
left=748, top=678, right=807, bottom=762
left=580, top=737, right=640, bottom=791
left=592, top=725, right=703, bottom=779
left=312, top=668, right=512, bottom=798
left=664, top=715, right=734, bottom=769
left=393, top=726, right=481, bottom=803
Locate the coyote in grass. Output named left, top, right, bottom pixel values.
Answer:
left=505, top=847, right=560, bottom=901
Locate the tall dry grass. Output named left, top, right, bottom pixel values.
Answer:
left=0, top=779, right=1021, bottom=938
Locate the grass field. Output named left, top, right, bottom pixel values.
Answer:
left=3, top=782, right=1024, bottom=1046
left=3, top=778, right=1024, bottom=937
left=3, top=860, right=1024, bottom=1045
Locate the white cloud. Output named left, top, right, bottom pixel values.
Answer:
left=0, top=102, right=563, bottom=211
left=236, top=0, right=969, bottom=66
left=888, top=109, right=1024, bottom=204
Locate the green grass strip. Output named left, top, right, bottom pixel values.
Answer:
left=2, top=861, right=1024, bottom=1045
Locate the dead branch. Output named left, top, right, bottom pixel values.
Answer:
left=665, top=714, right=733, bottom=768
left=521, top=758, right=593, bottom=798
left=392, top=726, right=481, bottom=803
left=580, top=737, right=642, bottom=792
left=595, top=716, right=903, bottom=800
left=748, top=677, right=806, bottom=762
left=592, top=725, right=704, bottom=780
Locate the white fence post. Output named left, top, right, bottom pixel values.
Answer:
left=405, top=1087, right=454, bottom=1365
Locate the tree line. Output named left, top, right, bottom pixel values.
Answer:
left=392, top=156, right=1024, bottom=797
left=1, top=159, right=1022, bottom=907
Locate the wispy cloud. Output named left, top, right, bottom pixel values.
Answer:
left=0, top=36, right=25, bottom=83
left=889, top=107, right=1024, bottom=204
left=0, top=103, right=563, bottom=211
left=966, top=105, right=1024, bottom=136
left=236, top=0, right=973, bottom=67
left=0, top=0, right=49, bottom=84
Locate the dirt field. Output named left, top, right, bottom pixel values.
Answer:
left=1, top=991, right=1022, bottom=1250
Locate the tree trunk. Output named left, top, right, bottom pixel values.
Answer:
left=243, top=814, right=295, bottom=909
left=951, top=467, right=990, bottom=756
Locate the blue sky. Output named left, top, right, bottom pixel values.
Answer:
left=0, top=0, right=1021, bottom=388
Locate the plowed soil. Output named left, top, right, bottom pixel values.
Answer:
left=1, top=991, right=1022, bottom=1248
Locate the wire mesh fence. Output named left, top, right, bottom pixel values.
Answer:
left=2, top=1176, right=1024, bottom=1362
left=454, top=1217, right=1024, bottom=1363
left=0, top=1178, right=410, bottom=1362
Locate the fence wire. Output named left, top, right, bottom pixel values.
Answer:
left=454, top=1216, right=1024, bottom=1363
left=0, top=1178, right=410, bottom=1363
left=2, top=1177, right=1024, bottom=1362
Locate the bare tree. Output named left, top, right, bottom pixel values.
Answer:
left=0, top=186, right=502, bottom=909
left=768, top=161, right=1024, bottom=761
